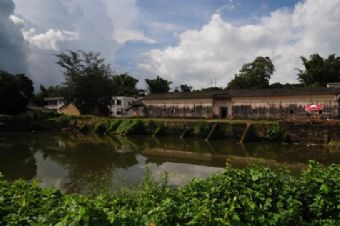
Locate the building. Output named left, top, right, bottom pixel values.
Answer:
left=44, top=97, right=80, bottom=116
left=110, top=96, right=138, bottom=117
left=44, top=97, right=65, bottom=111
left=135, top=87, right=340, bottom=119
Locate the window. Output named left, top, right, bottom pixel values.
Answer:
left=117, top=110, right=122, bottom=115
left=117, top=100, right=122, bottom=105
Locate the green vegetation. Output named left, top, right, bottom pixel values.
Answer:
left=298, top=53, right=340, bottom=87
left=2, top=162, right=340, bottom=225
left=327, top=141, right=340, bottom=152
left=145, top=76, right=172, bottom=94
left=266, top=123, right=284, bottom=141
left=227, top=56, right=275, bottom=89
left=0, top=71, right=33, bottom=114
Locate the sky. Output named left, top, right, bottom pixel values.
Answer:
left=1, top=0, right=340, bottom=90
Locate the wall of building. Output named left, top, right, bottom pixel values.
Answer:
left=142, top=98, right=214, bottom=118
left=230, top=94, right=339, bottom=119
left=111, top=96, right=137, bottom=117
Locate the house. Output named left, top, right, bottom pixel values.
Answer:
left=134, top=87, right=340, bottom=119
left=44, top=97, right=80, bottom=116
left=110, top=96, right=138, bottom=117
left=44, top=97, right=65, bottom=111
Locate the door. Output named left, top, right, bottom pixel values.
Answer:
left=220, top=107, right=228, bottom=118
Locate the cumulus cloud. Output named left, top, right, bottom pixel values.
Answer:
left=139, top=0, right=340, bottom=88
left=104, top=0, right=155, bottom=44
left=0, top=0, right=28, bottom=74
left=13, top=0, right=119, bottom=87
left=23, top=29, right=79, bottom=50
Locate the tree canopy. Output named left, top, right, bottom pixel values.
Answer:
left=145, top=76, right=172, bottom=94
left=0, top=71, right=33, bottom=114
left=297, top=53, right=340, bottom=87
left=180, top=84, right=192, bottom=92
left=55, top=50, right=114, bottom=115
left=112, top=73, right=139, bottom=96
left=227, top=56, right=275, bottom=89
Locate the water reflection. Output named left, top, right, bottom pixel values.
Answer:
left=1, top=132, right=340, bottom=194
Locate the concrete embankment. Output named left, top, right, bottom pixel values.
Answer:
left=2, top=112, right=340, bottom=144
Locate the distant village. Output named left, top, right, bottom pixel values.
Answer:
left=2, top=51, right=340, bottom=120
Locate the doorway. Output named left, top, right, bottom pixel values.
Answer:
left=220, top=107, right=228, bottom=118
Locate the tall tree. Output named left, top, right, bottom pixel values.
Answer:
left=145, top=76, right=172, bottom=94
left=297, top=53, right=340, bottom=87
left=55, top=50, right=114, bottom=115
left=227, top=56, right=275, bottom=89
left=0, top=71, right=33, bottom=114
left=180, top=84, right=192, bottom=92
left=112, top=73, right=139, bottom=96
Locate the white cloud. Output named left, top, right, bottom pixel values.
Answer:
left=23, top=28, right=79, bottom=50
left=9, top=14, right=24, bottom=27
left=104, top=0, right=155, bottom=44
left=139, top=0, right=340, bottom=88
left=114, top=30, right=155, bottom=45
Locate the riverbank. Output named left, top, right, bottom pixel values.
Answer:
left=1, top=162, right=340, bottom=225
left=2, top=112, right=340, bottom=144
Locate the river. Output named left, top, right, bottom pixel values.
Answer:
left=0, top=132, right=339, bottom=194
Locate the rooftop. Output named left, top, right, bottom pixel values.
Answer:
left=143, top=87, right=340, bottom=100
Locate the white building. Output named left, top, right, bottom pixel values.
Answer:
left=110, top=96, right=138, bottom=117
left=44, top=97, right=65, bottom=111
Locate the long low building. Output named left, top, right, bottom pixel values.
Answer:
left=134, top=87, right=340, bottom=119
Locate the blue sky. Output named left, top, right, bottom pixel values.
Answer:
left=2, top=0, right=340, bottom=89
left=115, top=0, right=300, bottom=76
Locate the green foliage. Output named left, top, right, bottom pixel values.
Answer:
left=145, top=76, right=172, bottom=94
left=112, top=73, right=139, bottom=96
left=327, top=141, right=340, bottom=152
left=55, top=50, right=114, bottom=115
left=3, top=162, right=340, bottom=225
left=227, top=56, right=275, bottom=89
left=105, top=120, right=122, bottom=134
left=266, top=123, right=284, bottom=141
left=0, top=70, right=33, bottom=114
left=116, top=119, right=146, bottom=135
left=179, top=84, right=192, bottom=92
left=193, top=121, right=212, bottom=137
left=297, top=53, right=340, bottom=87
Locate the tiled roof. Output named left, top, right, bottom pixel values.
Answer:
left=143, top=87, right=340, bottom=100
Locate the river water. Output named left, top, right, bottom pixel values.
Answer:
left=1, top=132, right=339, bottom=194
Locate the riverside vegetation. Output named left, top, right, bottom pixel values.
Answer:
left=1, top=162, right=340, bottom=225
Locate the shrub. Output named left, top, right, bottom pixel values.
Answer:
left=266, top=123, right=284, bottom=141
left=3, top=162, right=340, bottom=225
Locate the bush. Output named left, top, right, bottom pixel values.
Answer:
left=2, top=162, right=340, bottom=225
left=116, top=119, right=146, bottom=135
left=266, top=123, right=284, bottom=141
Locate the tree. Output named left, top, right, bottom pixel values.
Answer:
left=297, top=54, right=340, bottom=87
left=55, top=50, right=114, bottom=115
left=145, top=76, right=172, bottom=94
left=0, top=70, right=33, bottom=114
left=227, top=56, right=275, bottom=89
left=112, top=73, right=139, bottom=96
left=180, top=84, right=192, bottom=92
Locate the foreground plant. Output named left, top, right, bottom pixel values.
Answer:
left=1, top=162, right=340, bottom=225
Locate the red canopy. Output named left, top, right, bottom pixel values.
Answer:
left=305, top=104, right=323, bottom=112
